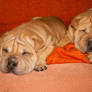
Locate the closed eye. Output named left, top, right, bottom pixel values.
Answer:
left=81, top=29, right=87, bottom=33
left=3, top=48, right=8, bottom=53
left=22, top=52, right=31, bottom=55
left=80, top=28, right=90, bottom=33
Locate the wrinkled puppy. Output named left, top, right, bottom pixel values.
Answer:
left=68, top=9, right=92, bottom=63
left=0, top=16, right=68, bottom=75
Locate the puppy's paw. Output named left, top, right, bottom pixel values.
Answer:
left=34, top=64, right=47, bottom=71
left=88, top=54, right=92, bottom=64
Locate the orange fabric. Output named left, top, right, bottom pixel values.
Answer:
left=46, top=43, right=90, bottom=64
left=0, top=0, right=92, bottom=35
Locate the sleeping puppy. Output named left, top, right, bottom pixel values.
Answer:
left=1, top=9, right=92, bottom=75
left=68, top=8, right=92, bottom=63
left=0, top=16, right=69, bottom=75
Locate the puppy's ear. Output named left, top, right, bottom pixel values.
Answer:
left=0, top=37, right=2, bottom=46
left=67, top=16, right=81, bottom=42
left=0, top=37, right=2, bottom=57
left=31, top=35, right=44, bottom=52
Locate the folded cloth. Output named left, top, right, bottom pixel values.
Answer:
left=46, top=43, right=90, bottom=64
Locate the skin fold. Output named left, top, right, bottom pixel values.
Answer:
left=68, top=8, right=92, bottom=63
left=0, top=16, right=69, bottom=75
left=0, top=8, right=92, bottom=75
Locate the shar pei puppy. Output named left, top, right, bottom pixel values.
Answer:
left=0, top=16, right=69, bottom=75
left=68, top=8, right=92, bottom=63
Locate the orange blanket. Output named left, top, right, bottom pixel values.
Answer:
left=46, top=43, right=90, bottom=64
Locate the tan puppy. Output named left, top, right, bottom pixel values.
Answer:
left=0, top=16, right=69, bottom=75
left=68, top=9, right=92, bottom=63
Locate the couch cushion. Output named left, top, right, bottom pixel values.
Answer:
left=0, top=63, right=92, bottom=92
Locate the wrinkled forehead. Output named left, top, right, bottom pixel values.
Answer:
left=1, top=32, right=34, bottom=53
left=74, top=16, right=92, bottom=32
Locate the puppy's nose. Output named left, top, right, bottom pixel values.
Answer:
left=88, top=39, right=92, bottom=52
left=8, top=57, right=16, bottom=62
left=7, top=57, right=17, bottom=72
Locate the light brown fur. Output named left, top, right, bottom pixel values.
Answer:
left=68, top=8, right=92, bottom=63
left=1, top=8, right=92, bottom=75
left=0, top=16, right=70, bottom=74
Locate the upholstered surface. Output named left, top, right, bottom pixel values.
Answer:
left=0, top=0, right=92, bottom=35
left=0, top=0, right=92, bottom=92
left=0, top=63, right=92, bottom=92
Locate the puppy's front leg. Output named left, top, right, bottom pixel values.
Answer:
left=88, top=53, right=92, bottom=64
left=34, top=45, right=55, bottom=71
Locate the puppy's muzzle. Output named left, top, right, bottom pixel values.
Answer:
left=7, top=57, right=17, bottom=72
left=87, top=39, right=92, bottom=52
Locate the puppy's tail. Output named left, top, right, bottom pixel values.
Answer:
left=32, top=17, right=41, bottom=20
left=88, top=8, right=92, bottom=11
